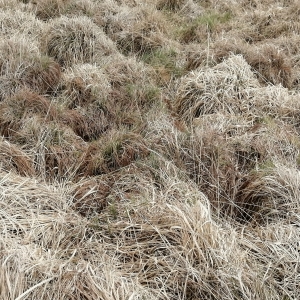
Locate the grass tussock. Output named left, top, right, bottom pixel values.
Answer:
left=41, top=16, right=116, bottom=66
left=0, top=9, right=44, bottom=37
left=1, top=0, right=300, bottom=299
left=174, top=55, right=258, bottom=123
left=156, top=0, right=186, bottom=11
left=0, top=138, right=35, bottom=176
left=62, top=106, right=111, bottom=142
left=106, top=5, right=168, bottom=55
left=31, top=0, right=72, bottom=20
left=245, top=44, right=293, bottom=88
left=61, top=63, right=111, bottom=109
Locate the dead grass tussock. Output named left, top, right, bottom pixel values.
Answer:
left=181, top=125, right=266, bottom=222
left=0, top=172, right=151, bottom=300
left=25, top=56, right=62, bottom=94
left=156, top=0, right=186, bottom=11
left=184, top=43, right=209, bottom=71
left=5, top=89, right=58, bottom=122
left=0, top=36, right=60, bottom=96
left=0, top=0, right=21, bottom=9
left=62, top=106, right=111, bottom=142
left=91, top=0, right=120, bottom=28
left=245, top=44, right=293, bottom=88
left=174, top=55, right=259, bottom=123
left=101, top=131, right=149, bottom=172
left=104, top=54, right=151, bottom=88
left=210, top=37, right=245, bottom=64
left=33, top=124, right=88, bottom=180
left=147, top=108, right=299, bottom=223
left=27, top=0, right=97, bottom=20
left=0, top=137, right=35, bottom=176
left=141, top=46, right=184, bottom=84
left=9, top=119, right=88, bottom=180
left=258, top=163, right=300, bottom=222
left=79, top=129, right=149, bottom=176
left=30, top=0, right=72, bottom=20
left=0, top=89, right=59, bottom=141
left=71, top=175, right=113, bottom=217
left=0, top=9, right=44, bottom=37
left=41, top=16, right=116, bottom=67
left=96, top=172, right=296, bottom=298
left=0, top=36, right=40, bottom=99
left=103, top=54, right=159, bottom=122
left=177, top=0, right=203, bottom=19
left=106, top=5, right=168, bottom=55
left=174, top=54, right=299, bottom=126
left=61, top=63, right=111, bottom=109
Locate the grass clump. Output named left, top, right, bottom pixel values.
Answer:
left=80, top=130, right=149, bottom=175
left=0, top=137, right=35, bottom=176
left=107, top=5, right=168, bottom=56
left=179, top=11, right=232, bottom=43
left=174, top=55, right=258, bottom=123
left=31, top=0, right=71, bottom=20
left=62, top=105, right=111, bottom=142
left=141, top=48, right=184, bottom=82
left=245, top=44, right=293, bottom=88
left=0, top=36, right=61, bottom=98
left=61, top=63, right=111, bottom=109
left=41, top=15, right=116, bottom=67
left=156, top=0, right=186, bottom=11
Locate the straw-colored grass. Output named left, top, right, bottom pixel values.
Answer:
left=61, top=63, right=111, bottom=109
left=41, top=15, right=116, bottom=66
left=1, top=0, right=300, bottom=299
left=106, top=5, right=168, bottom=55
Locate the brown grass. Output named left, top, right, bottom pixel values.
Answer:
left=31, top=0, right=71, bottom=20
left=0, top=8, right=44, bottom=37
left=41, top=16, right=116, bottom=66
left=0, top=137, right=35, bottom=176
left=245, top=44, right=293, bottom=88
left=107, top=5, right=168, bottom=55
left=62, top=107, right=111, bottom=142
left=71, top=176, right=114, bottom=216
left=61, top=63, right=111, bottom=109
left=1, top=0, right=300, bottom=299
left=174, top=55, right=259, bottom=123
left=156, top=0, right=186, bottom=11
left=25, top=56, right=62, bottom=94
left=6, top=89, right=58, bottom=121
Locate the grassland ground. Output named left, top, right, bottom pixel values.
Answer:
left=1, top=0, right=300, bottom=299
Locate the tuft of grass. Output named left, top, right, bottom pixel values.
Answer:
left=31, top=0, right=71, bottom=20
left=61, top=106, right=111, bottom=142
left=41, top=16, right=116, bottom=66
left=0, top=137, right=35, bottom=176
left=156, top=0, right=186, bottom=11
left=245, top=44, right=293, bottom=88
left=100, top=130, right=149, bottom=173
left=179, top=11, right=232, bottom=43
left=141, top=48, right=184, bottom=81
left=61, top=63, right=111, bottom=109
left=106, top=5, right=168, bottom=56
left=174, top=55, right=258, bottom=124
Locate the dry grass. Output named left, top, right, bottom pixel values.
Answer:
left=41, top=15, right=116, bottom=67
left=61, top=63, right=111, bottom=109
left=0, top=9, right=44, bottom=37
left=106, top=5, right=168, bottom=55
left=1, top=0, right=300, bottom=299
left=30, top=0, right=72, bottom=20
left=0, top=138, right=35, bottom=176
